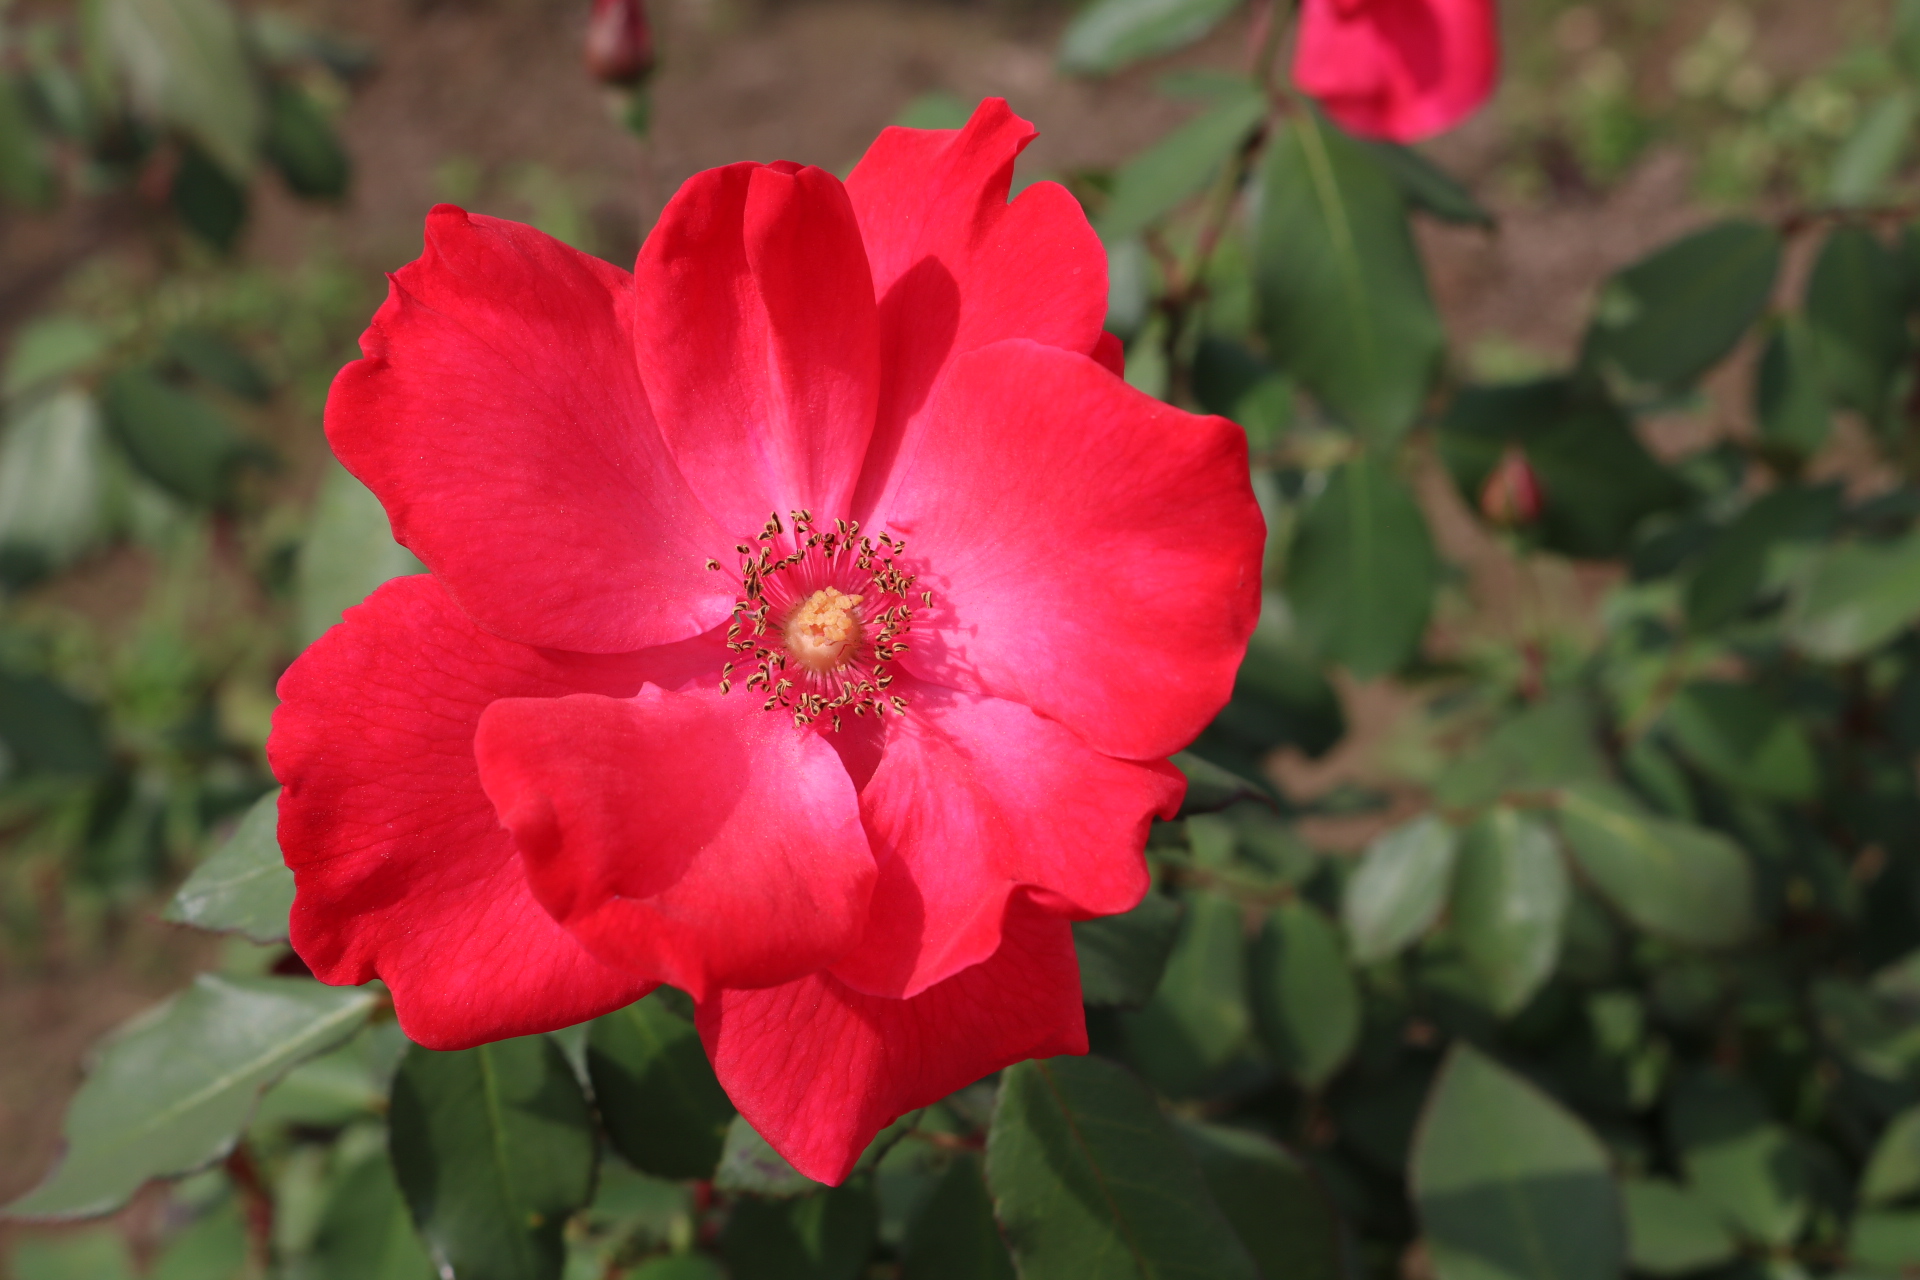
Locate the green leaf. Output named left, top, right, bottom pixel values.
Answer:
left=901, top=1154, right=1015, bottom=1280
left=1438, top=379, right=1689, bottom=559
left=985, top=1055, right=1260, bottom=1280
left=1252, top=900, right=1360, bottom=1089
left=1621, top=1177, right=1739, bottom=1276
left=1755, top=318, right=1833, bottom=458
left=252, top=1025, right=396, bottom=1129
left=1190, top=627, right=1346, bottom=773
left=723, top=1183, right=878, bottom=1280
left=1256, top=113, right=1443, bottom=443
left=1433, top=695, right=1612, bottom=811
left=1553, top=784, right=1756, bottom=949
left=164, top=787, right=295, bottom=943
left=1580, top=220, right=1781, bottom=397
left=1669, top=1072, right=1809, bottom=1247
left=170, top=144, right=249, bottom=251
left=163, top=327, right=271, bottom=402
left=1360, top=139, right=1494, bottom=227
left=716, top=1114, right=822, bottom=1198
left=1178, top=1122, right=1350, bottom=1279
left=1683, top=484, right=1842, bottom=631
left=0, top=390, right=115, bottom=582
left=0, top=75, right=56, bottom=208
left=1662, top=681, right=1819, bottom=801
left=304, top=1154, right=437, bottom=1280
left=389, top=1036, right=597, bottom=1280
left=1074, top=892, right=1184, bottom=1009
left=1900, top=0, right=1920, bottom=81
left=4, top=317, right=111, bottom=399
left=1852, top=1210, right=1920, bottom=1271
left=8, top=1231, right=136, bottom=1280
left=630, top=1257, right=725, bottom=1280
left=1806, top=224, right=1909, bottom=420
left=149, top=1202, right=247, bottom=1280
left=1057, top=0, right=1242, bottom=75
left=1783, top=532, right=1920, bottom=661
left=264, top=79, right=350, bottom=199
left=1863, top=1107, right=1920, bottom=1206
left=295, top=461, right=425, bottom=647
left=587, top=992, right=736, bottom=1179
left=1831, top=92, right=1916, bottom=206
left=4, top=976, right=374, bottom=1220
left=1169, top=751, right=1271, bottom=815
left=1284, top=453, right=1439, bottom=676
left=100, top=370, right=267, bottom=507
left=98, top=0, right=261, bottom=178
left=1343, top=813, right=1459, bottom=963
left=1410, top=1044, right=1625, bottom=1280
left=1450, top=807, right=1570, bottom=1016
left=1117, top=892, right=1254, bottom=1097
left=0, top=663, right=111, bottom=777
left=1097, top=87, right=1264, bottom=242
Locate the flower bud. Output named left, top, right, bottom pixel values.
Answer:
left=1479, top=444, right=1545, bottom=528
left=585, top=0, right=655, bottom=87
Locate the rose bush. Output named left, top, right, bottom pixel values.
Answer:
left=268, top=98, right=1265, bottom=1182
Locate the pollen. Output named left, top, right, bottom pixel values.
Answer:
left=718, top=510, right=926, bottom=730
left=785, top=588, right=866, bottom=673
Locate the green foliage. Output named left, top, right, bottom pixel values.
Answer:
left=1411, top=1046, right=1625, bottom=1280
left=162, top=787, right=294, bottom=942
left=1283, top=452, right=1439, bottom=676
left=388, top=1037, right=597, bottom=1280
left=1255, top=114, right=1443, bottom=444
left=1057, top=0, right=1241, bottom=75
left=985, top=1056, right=1260, bottom=1279
left=5, top=976, right=373, bottom=1219
left=588, top=993, right=736, bottom=1179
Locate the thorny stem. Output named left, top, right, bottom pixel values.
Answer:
left=1158, top=0, right=1297, bottom=403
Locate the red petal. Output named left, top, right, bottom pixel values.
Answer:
left=829, top=678, right=1176, bottom=998
left=269, top=575, right=674, bottom=1049
left=473, top=688, right=875, bottom=1000
left=843, top=98, right=1109, bottom=515
left=1294, top=0, right=1500, bottom=143
left=1092, top=330, right=1126, bottom=377
left=633, top=163, right=879, bottom=535
left=698, top=895, right=1087, bottom=1185
left=326, top=206, right=732, bottom=655
left=879, top=340, right=1265, bottom=760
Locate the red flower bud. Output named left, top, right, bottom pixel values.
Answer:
left=585, top=0, right=655, bottom=87
left=1479, top=444, right=1544, bottom=528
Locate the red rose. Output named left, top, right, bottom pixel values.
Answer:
left=1294, top=0, right=1500, bottom=143
left=269, top=99, right=1264, bottom=1184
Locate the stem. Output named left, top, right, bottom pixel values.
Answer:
left=1159, top=0, right=1297, bottom=401
left=1777, top=198, right=1920, bottom=236
left=224, top=1144, right=275, bottom=1275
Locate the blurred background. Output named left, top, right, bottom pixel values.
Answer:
left=1, top=0, right=1917, bottom=1269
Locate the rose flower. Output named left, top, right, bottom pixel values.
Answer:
left=1294, top=0, right=1501, bottom=143
left=269, top=99, right=1264, bottom=1183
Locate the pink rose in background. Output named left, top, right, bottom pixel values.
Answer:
left=1294, top=0, right=1500, bottom=143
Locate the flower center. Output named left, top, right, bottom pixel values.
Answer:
left=784, top=588, right=865, bottom=673
left=708, top=511, right=926, bottom=731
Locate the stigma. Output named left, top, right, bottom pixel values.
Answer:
left=709, top=511, right=922, bottom=731
left=785, top=588, right=866, bottom=673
